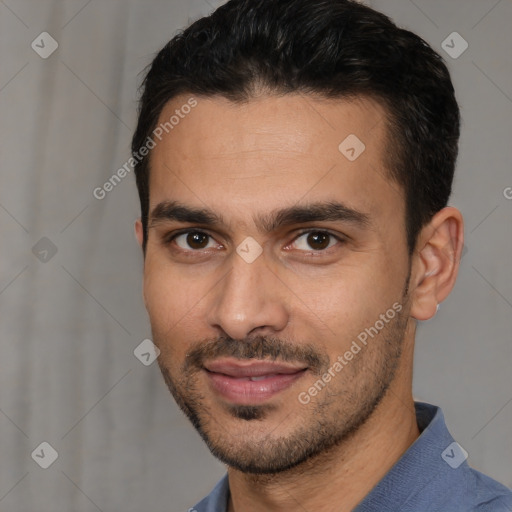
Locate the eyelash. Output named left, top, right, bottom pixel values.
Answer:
left=163, top=229, right=345, bottom=255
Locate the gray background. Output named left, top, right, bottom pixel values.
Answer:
left=0, top=0, right=511, bottom=510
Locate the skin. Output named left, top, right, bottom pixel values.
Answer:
left=135, top=92, right=464, bottom=512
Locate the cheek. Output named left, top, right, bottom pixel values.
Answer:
left=143, top=264, right=184, bottom=337
left=290, top=265, right=403, bottom=353
left=289, top=265, right=384, bottom=316
left=143, top=259, right=213, bottom=354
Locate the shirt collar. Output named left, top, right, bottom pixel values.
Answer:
left=354, top=401, right=460, bottom=511
left=193, top=402, right=459, bottom=512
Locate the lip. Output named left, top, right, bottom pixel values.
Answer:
left=204, top=358, right=308, bottom=405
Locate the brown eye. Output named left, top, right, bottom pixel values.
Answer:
left=307, top=232, right=331, bottom=250
left=173, top=231, right=214, bottom=250
left=187, top=232, right=209, bottom=249
left=290, top=231, right=340, bottom=252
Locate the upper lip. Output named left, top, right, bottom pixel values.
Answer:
left=203, top=359, right=307, bottom=378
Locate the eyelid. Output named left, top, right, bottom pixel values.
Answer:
left=163, top=228, right=223, bottom=248
left=163, top=227, right=345, bottom=253
left=285, top=229, right=346, bottom=251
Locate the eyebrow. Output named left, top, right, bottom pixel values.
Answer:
left=149, top=200, right=371, bottom=233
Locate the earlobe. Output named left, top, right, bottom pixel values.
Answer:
left=409, top=207, right=464, bottom=321
left=134, top=218, right=148, bottom=306
left=135, top=218, right=144, bottom=248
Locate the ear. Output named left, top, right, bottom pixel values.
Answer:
left=409, top=207, right=464, bottom=321
left=134, top=218, right=148, bottom=306
left=135, top=218, right=144, bottom=248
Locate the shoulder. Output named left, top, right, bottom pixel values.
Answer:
left=469, top=469, right=512, bottom=512
left=190, top=474, right=230, bottom=512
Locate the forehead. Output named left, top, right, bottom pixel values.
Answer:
left=147, top=93, right=402, bottom=224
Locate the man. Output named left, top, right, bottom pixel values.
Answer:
left=131, top=0, right=512, bottom=510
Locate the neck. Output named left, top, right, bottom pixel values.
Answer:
left=227, top=341, right=420, bottom=512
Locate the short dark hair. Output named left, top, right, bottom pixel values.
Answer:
left=132, top=0, right=460, bottom=254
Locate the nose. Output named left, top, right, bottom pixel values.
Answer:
left=207, top=250, right=289, bottom=340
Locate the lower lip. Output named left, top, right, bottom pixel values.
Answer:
left=205, top=369, right=307, bottom=405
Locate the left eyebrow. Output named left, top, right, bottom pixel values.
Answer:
left=259, top=201, right=371, bottom=232
left=149, top=200, right=371, bottom=233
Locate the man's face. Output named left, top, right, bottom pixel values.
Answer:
left=138, top=93, right=414, bottom=473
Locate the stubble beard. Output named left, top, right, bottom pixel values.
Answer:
left=156, top=292, right=410, bottom=475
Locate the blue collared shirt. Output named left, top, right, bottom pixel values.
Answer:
left=191, top=402, right=512, bottom=511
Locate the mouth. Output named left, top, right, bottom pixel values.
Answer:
left=203, top=358, right=308, bottom=405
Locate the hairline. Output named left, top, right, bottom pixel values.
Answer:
left=140, top=89, right=406, bottom=251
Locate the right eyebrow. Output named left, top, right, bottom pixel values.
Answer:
left=149, top=201, right=221, bottom=227
left=149, top=199, right=371, bottom=234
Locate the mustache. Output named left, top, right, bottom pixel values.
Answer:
left=183, top=336, right=330, bottom=376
